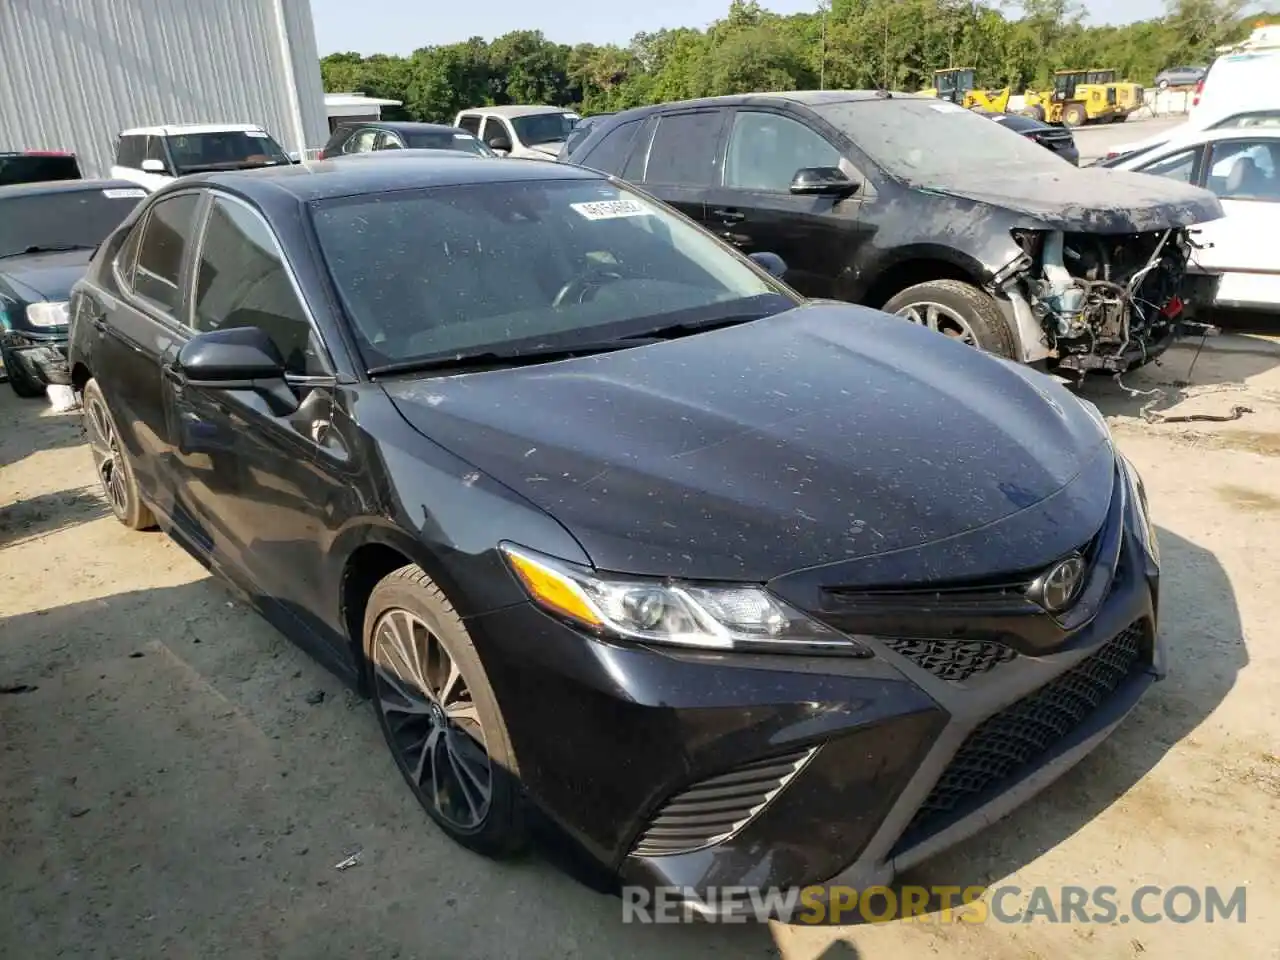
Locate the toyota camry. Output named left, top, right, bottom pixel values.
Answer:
left=65, top=156, right=1163, bottom=909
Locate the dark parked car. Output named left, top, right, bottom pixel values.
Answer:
left=0, top=150, right=82, bottom=187
left=562, top=90, right=1223, bottom=376
left=1154, top=65, right=1206, bottom=89
left=319, top=121, right=494, bottom=159
left=67, top=156, right=1163, bottom=908
left=980, top=110, right=1080, bottom=165
left=0, top=179, right=147, bottom=396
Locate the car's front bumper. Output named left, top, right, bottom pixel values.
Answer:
left=0, top=329, right=70, bottom=385
left=465, top=463, right=1161, bottom=906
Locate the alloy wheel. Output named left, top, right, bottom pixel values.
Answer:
left=895, top=301, right=979, bottom=347
left=371, top=608, right=493, bottom=830
left=84, top=395, right=129, bottom=515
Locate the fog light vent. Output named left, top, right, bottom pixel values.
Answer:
left=631, top=747, right=816, bottom=858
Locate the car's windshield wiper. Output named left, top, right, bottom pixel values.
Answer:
left=623, top=312, right=767, bottom=341
left=0, top=243, right=96, bottom=258
left=367, top=337, right=663, bottom=376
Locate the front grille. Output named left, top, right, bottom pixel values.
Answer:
left=900, top=620, right=1147, bottom=843
left=631, top=748, right=815, bottom=858
left=883, top=637, right=1017, bottom=683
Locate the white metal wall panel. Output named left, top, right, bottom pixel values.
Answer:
left=0, top=0, right=327, bottom=177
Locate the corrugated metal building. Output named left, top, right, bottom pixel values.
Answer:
left=0, top=0, right=328, bottom=177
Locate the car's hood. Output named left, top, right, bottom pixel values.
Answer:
left=0, top=248, right=93, bottom=303
left=383, top=302, right=1114, bottom=582
left=918, top=165, right=1223, bottom=232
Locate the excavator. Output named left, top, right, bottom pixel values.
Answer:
left=918, top=68, right=1012, bottom=113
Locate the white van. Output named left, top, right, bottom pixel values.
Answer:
left=451, top=106, right=579, bottom=160
left=1102, top=26, right=1280, bottom=164
left=110, top=123, right=293, bottom=191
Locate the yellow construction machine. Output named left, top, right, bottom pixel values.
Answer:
left=1021, top=69, right=1145, bottom=126
left=919, top=68, right=1012, bottom=113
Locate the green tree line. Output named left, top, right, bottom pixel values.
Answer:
left=320, top=0, right=1274, bottom=122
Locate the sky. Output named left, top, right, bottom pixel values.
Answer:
left=308, top=0, right=1170, bottom=56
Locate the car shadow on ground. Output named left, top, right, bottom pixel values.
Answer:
left=0, top=394, right=81, bottom=470
left=0, top=486, right=107, bottom=549
left=874, top=524, right=1247, bottom=920
left=1078, top=334, right=1280, bottom=421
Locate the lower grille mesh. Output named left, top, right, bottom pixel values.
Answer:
left=902, top=620, right=1147, bottom=841
left=632, top=748, right=815, bottom=858
left=884, top=637, right=1017, bottom=683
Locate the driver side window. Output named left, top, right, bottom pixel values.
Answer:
left=346, top=129, right=379, bottom=154
left=480, top=116, right=512, bottom=147
left=724, top=112, right=842, bottom=192
left=191, top=198, right=328, bottom=375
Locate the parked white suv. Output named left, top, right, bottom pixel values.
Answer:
left=110, top=123, right=292, bottom=191
left=452, top=106, right=579, bottom=159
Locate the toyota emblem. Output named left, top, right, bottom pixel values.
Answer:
left=1028, top=554, right=1087, bottom=613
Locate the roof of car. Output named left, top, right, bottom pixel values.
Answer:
left=0, top=178, right=145, bottom=199
left=185, top=154, right=601, bottom=204
left=597, top=90, right=915, bottom=125
left=336, top=121, right=471, bottom=135
left=457, top=105, right=574, bottom=118
left=327, top=148, right=485, bottom=162
left=119, top=123, right=268, bottom=137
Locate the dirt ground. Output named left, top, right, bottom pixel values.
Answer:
left=2, top=333, right=1278, bottom=960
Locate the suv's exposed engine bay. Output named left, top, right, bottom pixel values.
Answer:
left=999, top=227, right=1219, bottom=375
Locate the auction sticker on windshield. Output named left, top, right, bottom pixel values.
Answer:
left=570, top=198, right=652, bottom=221
left=102, top=188, right=147, bottom=199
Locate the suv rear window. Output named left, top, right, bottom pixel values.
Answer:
left=165, top=131, right=291, bottom=174
left=0, top=154, right=82, bottom=187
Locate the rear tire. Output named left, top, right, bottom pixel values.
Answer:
left=882, top=280, right=1019, bottom=360
left=2, top=347, right=46, bottom=398
left=81, top=378, right=155, bottom=530
left=363, top=564, right=528, bottom=859
left=1063, top=103, right=1087, bottom=127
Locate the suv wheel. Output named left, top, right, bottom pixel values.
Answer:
left=82, top=378, right=156, bottom=529
left=882, top=279, right=1018, bottom=360
left=363, top=564, right=527, bottom=858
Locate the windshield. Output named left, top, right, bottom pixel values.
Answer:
left=309, top=178, right=792, bottom=371
left=404, top=131, right=493, bottom=156
left=813, top=97, right=1065, bottom=181
left=510, top=113, right=576, bottom=147
left=0, top=186, right=144, bottom=258
left=166, top=131, right=290, bottom=173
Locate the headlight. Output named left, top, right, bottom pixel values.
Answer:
left=25, top=301, right=70, bottom=328
left=500, top=544, right=869, bottom=655
left=1119, top=455, right=1159, bottom=564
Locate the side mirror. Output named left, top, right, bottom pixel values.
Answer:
left=748, top=251, right=788, bottom=278
left=789, top=166, right=857, bottom=197
left=177, top=326, right=297, bottom=414
left=487, top=135, right=513, bottom=154
left=140, top=158, right=166, bottom=173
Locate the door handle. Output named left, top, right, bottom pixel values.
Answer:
left=712, top=207, right=746, bottom=223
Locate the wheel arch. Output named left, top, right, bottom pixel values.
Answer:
left=859, top=247, right=991, bottom=310
left=333, top=522, right=474, bottom=696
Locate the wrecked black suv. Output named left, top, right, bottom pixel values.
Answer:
left=564, top=91, right=1224, bottom=375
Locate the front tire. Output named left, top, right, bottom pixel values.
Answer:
left=1021, top=105, right=1045, bottom=122
left=81, top=378, right=155, bottom=529
left=1063, top=103, right=1088, bottom=127
left=363, top=564, right=527, bottom=859
left=2, top=347, right=46, bottom=398
left=883, top=279, right=1019, bottom=360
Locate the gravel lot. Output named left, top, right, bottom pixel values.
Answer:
left=2, top=334, right=1278, bottom=959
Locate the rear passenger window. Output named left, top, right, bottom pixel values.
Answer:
left=347, top=129, right=379, bottom=154
left=580, top=119, right=643, bottom=175
left=133, top=193, right=200, bottom=313
left=116, top=135, right=144, bottom=168
left=193, top=198, right=326, bottom=375
left=641, top=112, right=722, bottom=187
